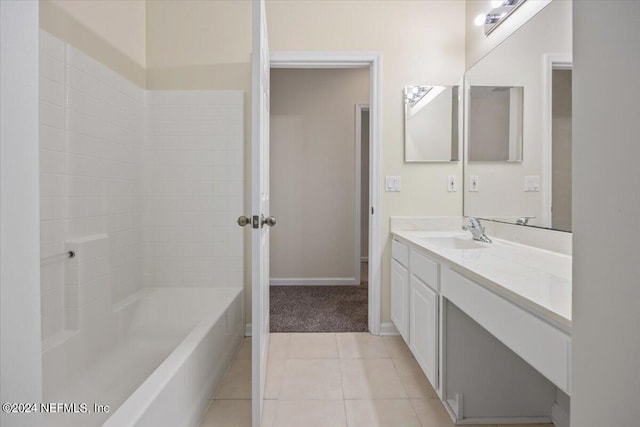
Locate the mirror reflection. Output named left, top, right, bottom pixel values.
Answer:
left=463, top=0, right=572, bottom=232
left=404, top=85, right=460, bottom=162
left=468, top=86, right=523, bottom=162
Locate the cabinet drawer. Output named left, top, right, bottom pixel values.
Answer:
left=442, top=268, right=571, bottom=394
left=392, top=239, right=409, bottom=267
left=410, top=250, right=439, bottom=292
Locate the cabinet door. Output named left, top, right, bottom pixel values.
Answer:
left=391, top=259, right=410, bottom=342
left=410, top=275, right=439, bottom=389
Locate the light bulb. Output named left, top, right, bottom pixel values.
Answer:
left=474, top=14, right=486, bottom=26
left=491, top=0, right=504, bottom=8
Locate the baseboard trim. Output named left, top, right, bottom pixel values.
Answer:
left=244, top=323, right=252, bottom=337
left=380, top=322, right=399, bottom=336
left=270, top=277, right=358, bottom=286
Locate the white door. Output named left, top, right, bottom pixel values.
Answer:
left=251, top=1, right=272, bottom=426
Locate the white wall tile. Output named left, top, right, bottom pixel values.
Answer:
left=39, top=102, right=65, bottom=129
left=40, top=77, right=65, bottom=106
left=40, top=124, right=65, bottom=152
left=40, top=53, right=66, bottom=85
left=143, top=90, right=244, bottom=289
left=39, top=31, right=245, bottom=342
left=40, top=30, right=65, bottom=60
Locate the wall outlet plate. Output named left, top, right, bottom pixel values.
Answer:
left=447, top=175, right=457, bottom=192
left=524, top=175, right=540, bottom=192
left=385, top=176, right=401, bottom=192
left=469, top=175, right=480, bottom=192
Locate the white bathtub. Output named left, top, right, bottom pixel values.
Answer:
left=41, top=287, right=243, bottom=427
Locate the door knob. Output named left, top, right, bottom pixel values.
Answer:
left=261, top=215, right=276, bottom=227
left=237, top=216, right=251, bottom=227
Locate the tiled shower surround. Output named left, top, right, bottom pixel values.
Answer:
left=39, top=30, right=243, bottom=343
left=143, top=91, right=243, bottom=288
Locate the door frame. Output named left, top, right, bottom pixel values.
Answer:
left=270, top=51, right=383, bottom=335
left=542, top=53, right=572, bottom=229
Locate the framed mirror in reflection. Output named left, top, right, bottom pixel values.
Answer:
left=404, top=85, right=460, bottom=162
left=468, top=85, right=523, bottom=162
left=463, top=0, right=572, bottom=232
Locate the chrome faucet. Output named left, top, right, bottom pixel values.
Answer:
left=462, top=217, right=492, bottom=243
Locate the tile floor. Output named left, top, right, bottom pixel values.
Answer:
left=200, top=332, right=554, bottom=427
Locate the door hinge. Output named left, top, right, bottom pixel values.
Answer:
left=252, top=215, right=260, bottom=229
left=371, top=207, right=374, bottom=215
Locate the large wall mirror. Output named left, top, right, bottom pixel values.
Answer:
left=404, top=85, right=461, bottom=162
left=464, top=0, right=572, bottom=232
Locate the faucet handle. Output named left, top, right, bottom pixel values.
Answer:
left=467, top=217, right=482, bottom=229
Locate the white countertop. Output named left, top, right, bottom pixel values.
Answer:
left=392, top=230, right=572, bottom=332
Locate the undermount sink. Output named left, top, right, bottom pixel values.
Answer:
left=421, top=235, right=489, bottom=250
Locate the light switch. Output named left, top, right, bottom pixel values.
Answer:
left=447, top=175, right=457, bottom=192
left=469, top=175, right=480, bottom=192
left=524, top=175, right=540, bottom=192
left=385, top=176, right=401, bottom=192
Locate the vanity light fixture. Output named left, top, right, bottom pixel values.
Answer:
left=475, top=0, right=527, bottom=36
left=404, top=85, right=432, bottom=106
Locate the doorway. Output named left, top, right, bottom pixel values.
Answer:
left=543, top=54, right=572, bottom=231
left=268, top=68, right=370, bottom=332
left=267, top=51, right=382, bottom=335
left=551, top=68, right=572, bottom=232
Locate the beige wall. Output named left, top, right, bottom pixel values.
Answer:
left=39, top=0, right=146, bottom=86
left=270, top=68, right=369, bottom=281
left=145, top=0, right=466, bottom=325
left=465, top=0, right=551, bottom=68
left=145, top=0, right=251, bottom=90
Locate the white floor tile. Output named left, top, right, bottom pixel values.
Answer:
left=279, top=359, right=343, bottom=400
left=288, top=333, right=338, bottom=359
left=273, top=400, right=346, bottom=427
left=336, top=332, right=389, bottom=359
left=340, top=358, right=407, bottom=399
left=345, top=399, right=421, bottom=427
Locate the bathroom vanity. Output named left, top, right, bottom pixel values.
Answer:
left=391, top=224, right=571, bottom=425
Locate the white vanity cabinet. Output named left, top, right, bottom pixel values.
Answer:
left=409, top=249, right=440, bottom=389
left=409, top=275, right=439, bottom=388
left=391, top=240, right=410, bottom=341
left=391, top=229, right=572, bottom=426
left=392, top=238, right=441, bottom=390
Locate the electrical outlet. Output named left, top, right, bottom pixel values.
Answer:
left=447, top=175, right=457, bottom=192
left=524, top=175, right=540, bottom=192
left=469, top=175, right=480, bottom=192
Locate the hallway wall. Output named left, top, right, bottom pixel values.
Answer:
left=270, top=68, right=369, bottom=283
